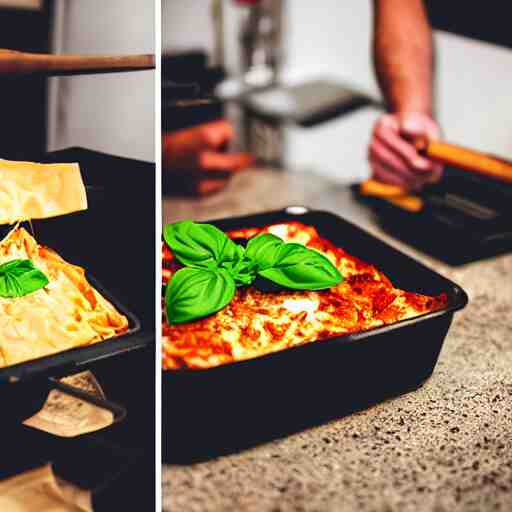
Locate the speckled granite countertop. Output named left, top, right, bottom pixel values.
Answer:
left=163, top=169, right=512, bottom=512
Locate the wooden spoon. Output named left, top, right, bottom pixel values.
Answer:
left=0, top=49, right=155, bottom=75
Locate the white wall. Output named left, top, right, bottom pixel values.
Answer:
left=162, top=0, right=214, bottom=56
left=163, top=0, right=512, bottom=181
left=48, top=0, right=155, bottom=162
left=436, top=32, right=512, bottom=157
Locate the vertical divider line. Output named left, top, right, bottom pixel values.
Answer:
left=154, top=0, right=162, bottom=510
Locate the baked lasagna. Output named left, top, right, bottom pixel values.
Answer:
left=0, top=227, right=129, bottom=367
left=162, top=222, right=447, bottom=370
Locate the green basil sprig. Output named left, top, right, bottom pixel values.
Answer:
left=164, top=221, right=343, bottom=324
left=0, top=259, right=49, bottom=298
left=165, top=267, right=235, bottom=324
left=245, top=233, right=284, bottom=270
left=258, top=243, right=342, bottom=290
left=163, top=220, right=240, bottom=270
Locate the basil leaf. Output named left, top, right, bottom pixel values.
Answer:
left=218, top=233, right=242, bottom=265
left=0, top=259, right=49, bottom=298
left=165, top=267, right=236, bottom=324
left=258, top=243, right=342, bottom=290
left=245, top=233, right=284, bottom=270
left=230, top=258, right=255, bottom=286
left=220, top=244, right=255, bottom=286
left=163, top=221, right=241, bottom=271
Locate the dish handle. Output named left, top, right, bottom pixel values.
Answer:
left=47, top=377, right=127, bottom=424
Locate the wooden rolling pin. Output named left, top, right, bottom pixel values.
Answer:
left=0, top=49, right=155, bottom=75
left=415, top=137, right=512, bottom=184
left=361, top=138, right=512, bottom=212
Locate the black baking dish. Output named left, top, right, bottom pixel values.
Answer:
left=0, top=268, right=145, bottom=423
left=163, top=208, right=468, bottom=463
left=0, top=273, right=142, bottom=383
left=0, top=148, right=155, bottom=424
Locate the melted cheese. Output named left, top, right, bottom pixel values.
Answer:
left=0, top=227, right=128, bottom=368
left=282, top=297, right=319, bottom=321
left=162, top=222, right=447, bottom=370
left=0, top=159, right=87, bottom=225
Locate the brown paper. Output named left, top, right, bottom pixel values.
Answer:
left=23, top=371, right=114, bottom=437
left=0, top=464, right=92, bottom=512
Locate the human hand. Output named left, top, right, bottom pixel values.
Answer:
left=163, top=119, right=254, bottom=196
left=368, top=112, right=443, bottom=192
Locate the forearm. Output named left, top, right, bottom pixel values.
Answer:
left=373, top=0, right=434, bottom=115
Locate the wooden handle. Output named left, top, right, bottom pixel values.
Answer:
left=360, top=139, right=512, bottom=212
left=0, top=49, right=155, bottom=75
left=416, top=138, right=512, bottom=184
left=359, top=179, right=423, bottom=212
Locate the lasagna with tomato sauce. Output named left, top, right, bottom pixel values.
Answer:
left=162, top=222, right=447, bottom=369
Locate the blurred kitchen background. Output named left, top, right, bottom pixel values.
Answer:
left=0, top=0, right=154, bottom=162
left=163, top=0, right=512, bottom=184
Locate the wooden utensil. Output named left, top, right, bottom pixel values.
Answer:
left=361, top=138, right=512, bottom=212
left=359, top=179, right=423, bottom=212
left=415, top=137, right=512, bottom=184
left=0, top=49, right=155, bottom=76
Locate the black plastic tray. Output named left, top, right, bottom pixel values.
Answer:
left=162, top=208, right=468, bottom=463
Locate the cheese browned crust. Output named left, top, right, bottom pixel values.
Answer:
left=0, top=159, right=87, bottom=225
left=0, top=227, right=129, bottom=368
left=162, top=222, right=447, bottom=370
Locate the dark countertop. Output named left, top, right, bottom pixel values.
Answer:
left=163, top=168, right=512, bottom=512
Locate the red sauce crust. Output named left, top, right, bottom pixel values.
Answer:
left=162, top=222, right=447, bottom=369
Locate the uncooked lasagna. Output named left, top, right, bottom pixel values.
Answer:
left=162, top=222, right=447, bottom=370
left=0, top=227, right=129, bottom=367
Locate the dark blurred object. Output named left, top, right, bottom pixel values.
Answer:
left=354, top=165, right=512, bottom=266
left=425, top=1, right=512, bottom=49
left=162, top=51, right=254, bottom=197
left=162, top=51, right=225, bottom=132
left=0, top=1, right=52, bottom=159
